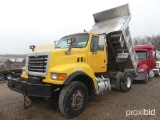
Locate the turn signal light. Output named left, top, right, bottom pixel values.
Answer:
left=57, top=73, right=67, bottom=80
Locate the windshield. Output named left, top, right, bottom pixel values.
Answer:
left=56, top=33, right=89, bottom=49
left=156, top=58, right=160, bottom=61
left=136, top=51, right=147, bottom=59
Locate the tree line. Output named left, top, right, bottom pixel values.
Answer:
left=133, top=34, right=160, bottom=51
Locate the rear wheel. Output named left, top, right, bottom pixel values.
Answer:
left=155, top=69, right=160, bottom=77
left=59, top=81, right=88, bottom=118
left=120, top=72, right=133, bottom=92
left=115, top=72, right=123, bottom=91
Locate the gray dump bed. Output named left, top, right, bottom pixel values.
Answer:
left=90, top=4, right=138, bottom=72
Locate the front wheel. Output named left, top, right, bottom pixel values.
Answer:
left=120, top=72, right=133, bottom=92
left=142, top=72, right=149, bottom=84
left=59, top=81, right=88, bottom=118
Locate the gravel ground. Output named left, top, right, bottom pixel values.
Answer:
left=0, top=77, right=160, bottom=120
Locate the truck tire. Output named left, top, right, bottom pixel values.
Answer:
left=59, top=81, right=88, bottom=118
left=115, top=72, right=123, bottom=91
left=155, top=70, right=160, bottom=77
left=142, top=72, right=149, bottom=84
left=120, top=72, right=133, bottom=92
left=6, top=73, right=13, bottom=80
left=0, top=73, right=4, bottom=80
left=155, top=73, right=160, bottom=77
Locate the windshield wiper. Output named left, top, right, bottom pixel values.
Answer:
left=55, top=47, right=61, bottom=48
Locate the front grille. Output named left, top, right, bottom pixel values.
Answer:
left=28, top=55, right=48, bottom=73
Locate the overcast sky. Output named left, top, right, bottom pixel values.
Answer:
left=0, top=0, right=160, bottom=54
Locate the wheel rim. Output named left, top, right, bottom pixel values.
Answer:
left=7, top=74, right=12, bottom=80
left=126, top=77, right=131, bottom=88
left=71, top=90, right=84, bottom=110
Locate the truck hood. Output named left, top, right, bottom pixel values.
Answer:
left=34, top=44, right=55, bottom=52
left=49, top=48, right=87, bottom=68
left=137, top=59, right=149, bottom=71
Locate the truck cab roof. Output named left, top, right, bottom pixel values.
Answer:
left=135, top=49, right=148, bottom=52
left=134, top=45, right=156, bottom=51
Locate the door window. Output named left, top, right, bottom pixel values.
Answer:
left=90, top=36, right=99, bottom=52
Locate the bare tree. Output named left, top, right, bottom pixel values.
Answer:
left=133, top=34, right=160, bottom=51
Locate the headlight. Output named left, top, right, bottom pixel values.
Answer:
left=51, top=73, right=67, bottom=80
left=22, top=70, right=25, bottom=75
left=138, top=69, right=144, bottom=72
left=22, top=67, right=26, bottom=75
left=52, top=73, right=57, bottom=79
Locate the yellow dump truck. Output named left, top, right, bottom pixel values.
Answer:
left=8, top=4, right=138, bottom=118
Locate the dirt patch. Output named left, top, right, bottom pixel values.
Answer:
left=0, top=78, right=160, bottom=120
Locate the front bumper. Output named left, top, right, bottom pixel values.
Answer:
left=8, top=78, right=51, bottom=98
left=152, top=68, right=160, bottom=75
left=134, top=72, right=146, bottom=80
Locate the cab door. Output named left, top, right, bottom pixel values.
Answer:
left=87, top=35, right=107, bottom=73
left=149, top=50, right=156, bottom=69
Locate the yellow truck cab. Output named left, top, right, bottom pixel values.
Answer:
left=8, top=4, right=138, bottom=118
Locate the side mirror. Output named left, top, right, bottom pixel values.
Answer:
left=65, top=38, right=76, bottom=55
left=54, top=40, right=59, bottom=48
left=29, top=45, right=36, bottom=52
left=99, top=34, right=106, bottom=45
left=98, top=34, right=105, bottom=51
